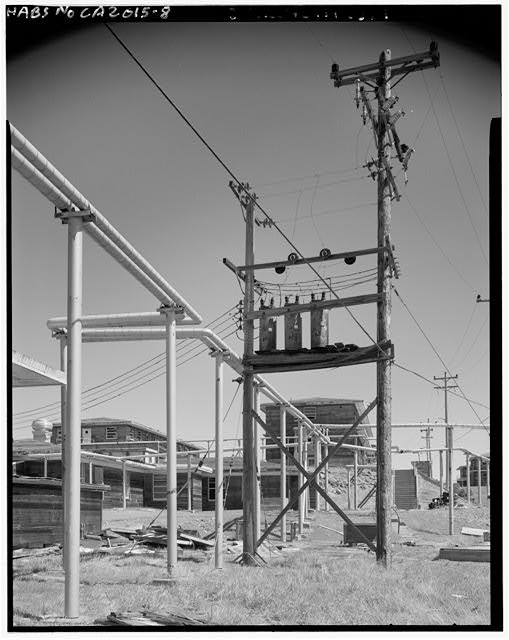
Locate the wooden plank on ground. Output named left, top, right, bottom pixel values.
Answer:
left=438, top=545, right=490, bottom=562
left=460, top=527, right=489, bottom=537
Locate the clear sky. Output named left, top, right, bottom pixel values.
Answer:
left=7, top=9, right=497, bottom=476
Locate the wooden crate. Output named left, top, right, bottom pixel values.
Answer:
left=343, top=522, right=377, bottom=545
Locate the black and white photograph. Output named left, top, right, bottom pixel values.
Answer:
left=6, top=2, right=501, bottom=632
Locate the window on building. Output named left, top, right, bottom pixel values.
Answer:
left=302, top=406, right=316, bottom=419
left=93, top=466, right=104, bottom=485
left=106, top=426, right=118, bottom=440
left=208, top=478, right=216, bottom=502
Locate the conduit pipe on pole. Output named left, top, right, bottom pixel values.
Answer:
left=10, top=124, right=202, bottom=323
left=215, top=352, right=224, bottom=570
left=254, top=383, right=261, bottom=544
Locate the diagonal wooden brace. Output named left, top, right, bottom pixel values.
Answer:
left=252, top=398, right=377, bottom=551
left=254, top=398, right=377, bottom=546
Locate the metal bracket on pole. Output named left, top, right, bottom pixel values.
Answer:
left=55, top=207, right=96, bottom=224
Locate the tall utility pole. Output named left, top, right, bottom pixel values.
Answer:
left=330, top=41, right=440, bottom=566
left=376, top=48, right=393, bottom=568
left=434, top=372, right=458, bottom=535
left=231, top=182, right=258, bottom=564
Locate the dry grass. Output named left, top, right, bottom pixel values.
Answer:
left=12, top=507, right=491, bottom=628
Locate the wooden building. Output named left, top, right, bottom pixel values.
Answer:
left=50, top=416, right=200, bottom=461
left=457, top=454, right=490, bottom=487
left=12, top=476, right=106, bottom=548
left=260, top=397, right=373, bottom=464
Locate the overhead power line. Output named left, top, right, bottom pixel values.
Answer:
left=103, top=24, right=381, bottom=353
left=13, top=305, right=240, bottom=428
left=393, top=287, right=488, bottom=430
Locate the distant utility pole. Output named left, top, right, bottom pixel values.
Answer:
left=434, top=372, right=458, bottom=535
left=330, top=41, right=440, bottom=567
left=420, top=421, right=434, bottom=468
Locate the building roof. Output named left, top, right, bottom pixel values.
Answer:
left=12, top=350, right=66, bottom=388
left=12, top=439, right=62, bottom=456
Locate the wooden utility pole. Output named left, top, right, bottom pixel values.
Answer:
left=330, top=41, right=440, bottom=567
left=237, top=182, right=257, bottom=564
left=434, top=372, right=458, bottom=535
left=375, top=48, right=393, bottom=568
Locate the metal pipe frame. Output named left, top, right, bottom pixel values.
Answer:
left=215, top=352, right=224, bottom=570
left=50, top=323, right=331, bottom=445
left=165, top=309, right=178, bottom=577
left=11, top=124, right=202, bottom=324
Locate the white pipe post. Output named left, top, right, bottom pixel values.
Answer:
left=477, top=457, right=482, bottom=505
left=64, top=214, right=83, bottom=618
left=122, top=461, right=127, bottom=509
left=303, top=435, right=309, bottom=515
left=314, top=435, right=321, bottom=511
left=165, top=308, right=178, bottom=577
left=439, top=449, right=444, bottom=494
left=487, top=462, right=490, bottom=498
left=298, top=421, right=304, bottom=535
left=187, top=454, right=192, bottom=511
left=353, top=449, right=358, bottom=510
left=43, top=456, right=48, bottom=477
left=347, top=468, right=352, bottom=510
left=466, top=453, right=470, bottom=504
left=324, top=431, right=330, bottom=512
left=58, top=334, right=67, bottom=563
left=254, top=383, right=261, bottom=544
left=280, top=404, right=287, bottom=542
left=215, top=352, right=224, bottom=570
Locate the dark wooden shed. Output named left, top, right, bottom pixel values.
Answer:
left=12, top=477, right=107, bottom=549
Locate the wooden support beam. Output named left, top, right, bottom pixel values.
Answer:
left=244, top=340, right=393, bottom=374
left=246, top=292, right=381, bottom=320
left=254, top=399, right=377, bottom=549
left=236, top=246, right=383, bottom=273
left=252, top=411, right=377, bottom=552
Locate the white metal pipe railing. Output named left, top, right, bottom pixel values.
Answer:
left=10, top=124, right=202, bottom=324
left=47, top=311, right=196, bottom=330
left=51, top=323, right=330, bottom=444
left=12, top=148, right=185, bottom=312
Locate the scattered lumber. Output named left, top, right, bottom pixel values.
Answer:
left=99, top=610, right=208, bottom=626
left=13, top=545, right=61, bottom=559
left=318, top=524, right=344, bottom=537
left=203, top=516, right=242, bottom=540
left=178, top=532, right=215, bottom=551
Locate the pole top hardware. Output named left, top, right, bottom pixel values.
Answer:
left=54, top=207, right=95, bottom=224
left=330, top=42, right=440, bottom=87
